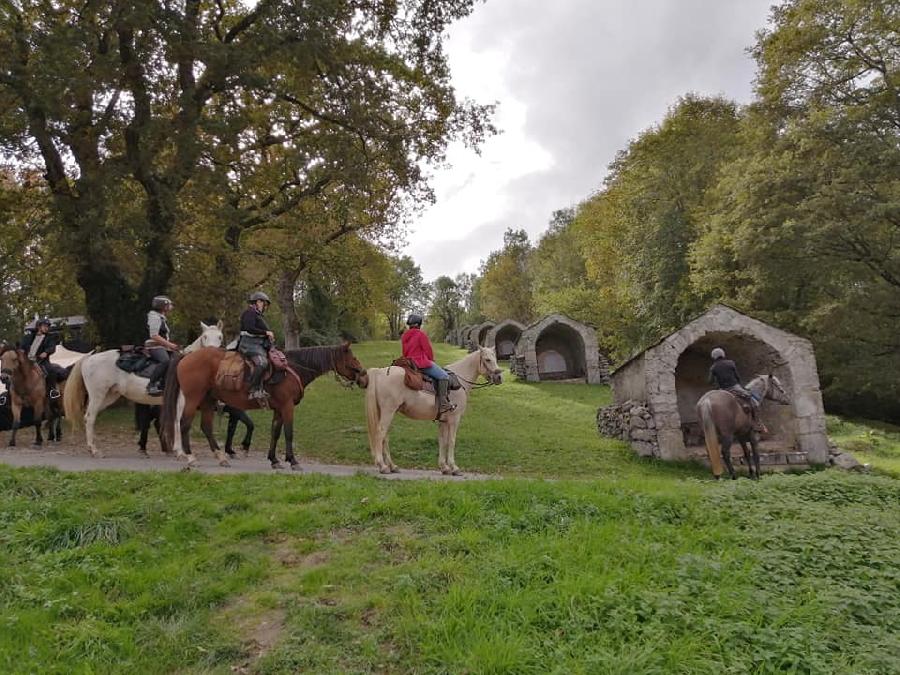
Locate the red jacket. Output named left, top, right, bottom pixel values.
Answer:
left=401, top=327, right=434, bottom=369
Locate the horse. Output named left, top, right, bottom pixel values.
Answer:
left=696, top=374, right=791, bottom=480
left=0, top=346, right=47, bottom=446
left=63, top=321, right=224, bottom=457
left=365, top=346, right=503, bottom=475
left=160, top=343, right=368, bottom=469
left=133, top=403, right=254, bottom=458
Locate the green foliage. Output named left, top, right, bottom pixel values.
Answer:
left=478, top=228, right=535, bottom=323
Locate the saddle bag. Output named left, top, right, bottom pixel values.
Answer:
left=269, top=348, right=289, bottom=371
left=391, top=357, right=425, bottom=391
left=215, top=352, right=246, bottom=392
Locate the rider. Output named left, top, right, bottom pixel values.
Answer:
left=21, top=317, right=66, bottom=399
left=709, top=347, right=767, bottom=433
left=145, top=296, right=179, bottom=396
left=239, top=291, right=275, bottom=401
left=401, top=313, right=456, bottom=418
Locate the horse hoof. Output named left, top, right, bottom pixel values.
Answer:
left=271, top=462, right=284, bottom=470
left=242, top=447, right=251, bottom=459
left=390, top=466, right=400, bottom=474
left=379, top=467, right=392, bottom=475
left=219, top=459, right=231, bottom=468
left=440, top=467, right=452, bottom=476
left=180, top=465, right=193, bottom=473
left=451, top=469, right=463, bottom=476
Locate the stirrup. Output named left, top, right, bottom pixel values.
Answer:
left=48, top=388, right=61, bottom=400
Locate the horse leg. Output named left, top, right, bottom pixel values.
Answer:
left=437, top=422, right=450, bottom=474
left=382, top=434, right=399, bottom=473
left=200, top=405, right=229, bottom=467
left=374, top=408, right=397, bottom=474
left=84, top=394, right=115, bottom=458
left=738, top=439, right=753, bottom=479
left=239, top=410, right=254, bottom=458
left=268, top=412, right=284, bottom=469
left=446, top=418, right=463, bottom=476
left=720, top=434, right=737, bottom=480
left=137, top=408, right=151, bottom=457
left=224, top=406, right=238, bottom=458
left=749, top=434, right=762, bottom=480
left=282, top=407, right=300, bottom=471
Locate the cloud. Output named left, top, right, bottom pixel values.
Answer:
left=405, top=0, right=773, bottom=280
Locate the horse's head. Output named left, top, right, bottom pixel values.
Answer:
left=477, top=347, right=503, bottom=384
left=335, top=342, right=368, bottom=388
left=765, top=373, right=791, bottom=405
left=199, top=320, right=224, bottom=348
left=0, top=347, right=22, bottom=385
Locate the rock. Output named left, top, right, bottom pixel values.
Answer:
left=831, top=452, right=862, bottom=471
left=630, top=416, right=647, bottom=429
left=631, top=429, right=655, bottom=442
left=632, top=441, right=656, bottom=457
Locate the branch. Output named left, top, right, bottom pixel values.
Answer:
left=223, top=0, right=272, bottom=44
left=238, top=175, right=333, bottom=230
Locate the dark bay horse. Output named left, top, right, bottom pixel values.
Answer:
left=696, top=374, right=791, bottom=480
left=160, top=344, right=368, bottom=469
left=134, top=403, right=254, bottom=458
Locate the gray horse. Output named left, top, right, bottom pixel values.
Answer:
left=696, top=374, right=791, bottom=479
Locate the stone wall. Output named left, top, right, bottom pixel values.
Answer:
left=597, top=400, right=658, bottom=457
left=514, top=314, right=606, bottom=384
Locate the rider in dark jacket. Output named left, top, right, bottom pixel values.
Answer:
left=239, top=291, right=275, bottom=400
left=21, top=317, right=67, bottom=399
left=709, top=347, right=766, bottom=433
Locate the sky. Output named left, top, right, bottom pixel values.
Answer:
left=404, top=0, right=774, bottom=281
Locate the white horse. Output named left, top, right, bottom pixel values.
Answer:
left=365, top=346, right=502, bottom=475
left=63, top=322, right=224, bottom=457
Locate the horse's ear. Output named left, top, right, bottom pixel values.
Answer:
left=200, top=321, right=209, bottom=331
left=216, top=320, right=223, bottom=330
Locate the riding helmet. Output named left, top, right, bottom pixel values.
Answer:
left=406, top=313, right=423, bottom=327
left=248, top=291, right=271, bottom=305
left=151, top=295, right=174, bottom=311
left=36, top=316, right=52, bottom=328
left=711, top=347, right=726, bottom=360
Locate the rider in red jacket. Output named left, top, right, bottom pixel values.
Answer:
left=401, top=313, right=455, bottom=417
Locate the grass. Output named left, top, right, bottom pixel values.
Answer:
left=6, top=340, right=897, bottom=672
left=0, top=468, right=898, bottom=673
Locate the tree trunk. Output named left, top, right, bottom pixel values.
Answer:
left=277, top=268, right=303, bottom=350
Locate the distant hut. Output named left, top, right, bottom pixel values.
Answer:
left=484, top=320, right=525, bottom=360
left=467, top=320, right=496, bottom=351
left=603, top=304, right=829, bottom=468
left=456, top=325, right=474, bottom=348
left=511, top=314, right=606, bottom=384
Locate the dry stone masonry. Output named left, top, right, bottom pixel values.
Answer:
left=511, top=314, right=609, bottom=384
left=601, top=304, right=830, bottom=469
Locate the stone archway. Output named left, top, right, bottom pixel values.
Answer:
left=535, top=323, right=586, bottom=380
left=513, top=314, right=603, bottom=383
left=486, top=320, right=525, bottom=360
left=674, top=331, right=795, bottom=452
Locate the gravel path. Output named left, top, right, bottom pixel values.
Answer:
left=0, top=441, right=491, bottom=481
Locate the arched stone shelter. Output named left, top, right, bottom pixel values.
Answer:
left=512, top=314, right=605, bottom=383
left=456, top=325, right=474, bottom=348
left=606, top=304, right=828, bottom=467
left=484, top=319, right=525, bottom=360
left=468, top=320, right=496, bottom=351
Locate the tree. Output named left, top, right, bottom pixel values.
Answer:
left=385, top=256, right=430, bottom=340
left=427, top=275, right=463, bottom=338
left=0, top=0, right=493, bottom=345
left=478, top=227, right=534, bottom=323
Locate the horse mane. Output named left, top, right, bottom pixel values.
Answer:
left=285, top=345, right=345, bottom=382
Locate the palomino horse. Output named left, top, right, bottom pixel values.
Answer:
left=365, top=346, right=503, bottom=475
left=63, top=322, right=224, bottom=457
left=696, top=374, right=791, bottom=480
left=160, top=343, right=368, bottom=469
left=0, top=347, right=48, bottom=446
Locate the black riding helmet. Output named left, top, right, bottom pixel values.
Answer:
left=248, top=291, right=271, bottom=305
left=36, top=316, right=51, bottom=328
left=406, top=313, right=423, bottom=327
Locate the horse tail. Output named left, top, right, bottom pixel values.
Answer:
left=62, top=358, right=87, bottom=429
left=365, top=370, right=381, bottom=453
left=698, top=397, right=724, bottom=478
left=159, top=352, right=183, bottom=454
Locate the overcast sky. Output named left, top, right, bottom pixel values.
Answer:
left=404, top=0, right=774, bottom=281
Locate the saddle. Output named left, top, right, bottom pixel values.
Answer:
left=390, top=358, right=461, bottom=393
left=215, top=349, right=302, bottom=393
left=115, top=346, right=155, bottom=378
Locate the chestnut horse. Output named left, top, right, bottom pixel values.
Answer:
left=160, top=344, right=368, bottom=469
left=0, top=347, right=47, bottom=446
left=696, top=374, right=791, bottom=480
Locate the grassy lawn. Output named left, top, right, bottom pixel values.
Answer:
left=6, top=340, right=898, bottom=673
left=1, top=468, right=898, bottom=673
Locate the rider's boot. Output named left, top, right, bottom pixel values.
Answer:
left=248, top=364, right=269, bottom=401
left=46, top=372, right=61, bottom=400
left=435, top=378, right=457, bottom=420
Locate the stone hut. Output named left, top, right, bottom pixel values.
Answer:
left=511, top=314, right=606, bottom=383
left=467, top=320, right=496, bottom=351
left=484, top=319, right=525, bottom=360
left=601, top=304, right=829, bottom=468
left=456, top=325, right=474, bottom=348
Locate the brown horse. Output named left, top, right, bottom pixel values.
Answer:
left=160, top=344, right=368, bottom=469
left=0, top=347, right=47, bottom=446
left=696, top=374, right=791, bottom=480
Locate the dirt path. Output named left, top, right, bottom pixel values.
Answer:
left=0, top=441, right=491, bottom=481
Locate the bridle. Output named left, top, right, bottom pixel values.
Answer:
left=455, top=351, right=502, bottom=391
